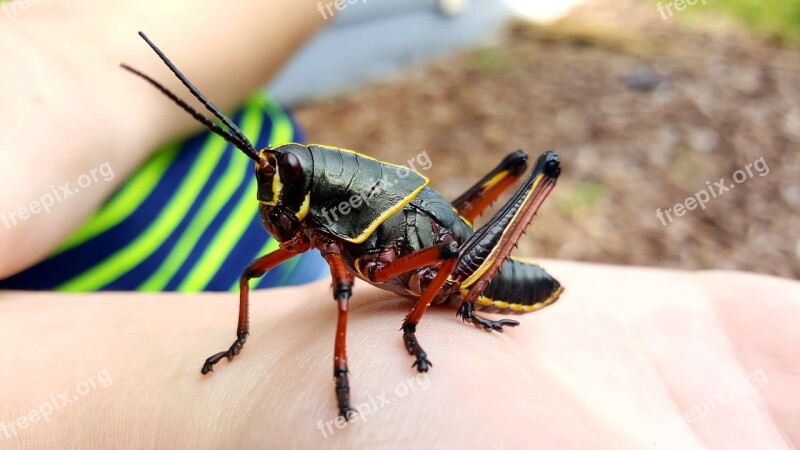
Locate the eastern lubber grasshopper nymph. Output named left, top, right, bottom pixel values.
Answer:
left=122, top=32, right=564, bottom=419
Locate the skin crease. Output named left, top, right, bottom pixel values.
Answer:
left=0, top=260, right=798, bottom=449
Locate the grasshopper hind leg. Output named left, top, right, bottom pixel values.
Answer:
left=400, top=256, right=457, bottom=373
left=363, top=242, right=460, bottom=373
left=451, top=152, right=562, bottom=332
left=451, top=150, right=528, bottom=222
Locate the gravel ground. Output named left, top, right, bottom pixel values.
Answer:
left=294, top=0, right=800, bottom=279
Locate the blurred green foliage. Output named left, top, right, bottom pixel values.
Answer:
left=556, top=181, right=604, bottom=219
left=693, top=0, right=800, bottom=45
left=471, top=48, right=512, bottom=72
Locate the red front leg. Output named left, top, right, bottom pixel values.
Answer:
left=201, top=245, right=304, bottom=374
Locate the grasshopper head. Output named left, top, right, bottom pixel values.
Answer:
left=255, top=144, right=314, bottom=242
left=120, top=32, right=315, bottom=244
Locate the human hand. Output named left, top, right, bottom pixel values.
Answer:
left=0, top=260, right=797, bottom=448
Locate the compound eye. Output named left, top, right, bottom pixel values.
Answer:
left=279, top=152, right=303, bottom=184
left=268, top=211, right=280, bottom=223
left=257, top=157, right=276, bottom=177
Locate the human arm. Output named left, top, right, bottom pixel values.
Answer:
left=0, top=0, right=325, bottom=277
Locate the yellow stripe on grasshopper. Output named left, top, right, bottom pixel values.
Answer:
left=458, top=173, right=544, bottom=288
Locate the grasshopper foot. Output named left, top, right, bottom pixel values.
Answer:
left=201, top=332, right=248, bottom=374
left=339, top=406, right=358, bottom=421
left=457, top=302, right=519, bottom=332
left=402, top=324, right=432, bottom=373
left=411, top=352, right=432, bottom=373
left=335, top=368, right=358, bottom=420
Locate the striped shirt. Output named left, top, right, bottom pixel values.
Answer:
left=0, top=94, right=329, bottom=292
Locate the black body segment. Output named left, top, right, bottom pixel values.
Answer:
left=408, top=188, right=473, bottom=244
left=479, top=259, right=563, bottom=312
left=306, top=145, right=429, bottom=243
left=346, top=187, right=472, bottom=260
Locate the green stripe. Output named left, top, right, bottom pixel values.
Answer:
left=54, top=144, right=180, bottom=256
left=258, top=94, right=294, bottom=145
left=138, top=103, right=263, bottom=292
left=177, top=185, right=259, bottom=292
left=56, top=134, right=229, bottom=292
left=181, top=95, right=293, bottom=292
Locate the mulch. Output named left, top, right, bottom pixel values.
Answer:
left=295, top=0, right=800, bottom=279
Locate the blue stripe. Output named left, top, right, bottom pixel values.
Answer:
left=205, top=100, right=292, bottom=290
left=0, top=97, right=328, bottom=292
left=104, top=141, right=237, bottom=290
left=0, top=131, right=205, bottom=290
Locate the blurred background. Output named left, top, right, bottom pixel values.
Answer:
left=271, top=0, right=800, bottom=279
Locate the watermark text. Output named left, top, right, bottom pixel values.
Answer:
left=317, top=0, right=367, bottom=21
left=657, top=0, right=707, bottom=20
left=1, top=369, right=113, bottom=440
left=1, top=0, right=52, bottom=19
left=656, top=156, right=768, bottom=226
left=1, top=162, right=115, bottom=229
left=319, top=151, right=432, bottom=226
left=317, top=373, right=431, bottom=437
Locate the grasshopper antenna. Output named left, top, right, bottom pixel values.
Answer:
left=135, top=31, right=256, bottom=155
left=120, top=63, right=262, bottom=162
left=123, top=31, right=264, bottom=162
